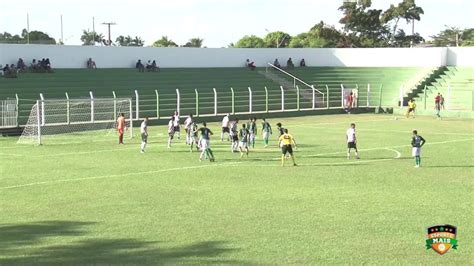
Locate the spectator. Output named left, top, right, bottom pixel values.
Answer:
left=17, top=58, right=27, bottom=72
left=136, top=60, right=145, bottom=72
left=300, top=58, right=306, bottom=67
left=87, top=58, right=97, bottom=69
left=151, top=60, right=160, bottom=72
left=286, top=57, right=294, bottom=69
left=3, top=64, right=17, bottom=78
left=45, top=58, right=51, bottom=70
left=246, top=59, right=256, bottom=70
left=273, top=58, right=281, bottom=68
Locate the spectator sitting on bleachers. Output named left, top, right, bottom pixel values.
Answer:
left=3, top=64, right=17, bottom=78
left=300, top=58, right=306, bottom=67
left=146, top=60, right=157, bottom=72
left=151, top=60, right=160, bottom=72
left=246, top=59, right=256, bottom=70
left=17, top=58, right=27, bottom=72
left=136, top=60, right=145, bottom=72
left=286, top=57, right=294, bottom=69
left=87, top=58, right=97, bottom=69
left=30, top=59, right=39, bottom=70
left=273, top=58, right=281, bottom=68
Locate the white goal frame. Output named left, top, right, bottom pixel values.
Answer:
left=19, top=98, right=133, bottom=145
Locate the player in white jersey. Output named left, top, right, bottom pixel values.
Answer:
left=229, top=119, right=239, bottom=152
left=172, top=111, right=180, bottom=140
left=140, top=117, right=149, bottom=153
left=221, top=114, right=230, bottom=141
left=184, top=114, right=194, bottom=145
left=167, top=116, right=175, bottom=148
left=346, top=123, right=360, bottom=159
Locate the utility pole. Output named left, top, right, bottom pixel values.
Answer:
left=102, top=22, right=116, bottom=46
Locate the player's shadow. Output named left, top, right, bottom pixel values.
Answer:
left=0, top=221, right=243, bottom=265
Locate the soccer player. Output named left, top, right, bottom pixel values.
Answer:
left=167, top=116, right=174, bottom=148
left=221, top=114, right=230, bottom=141
left=248, top=117, right=257, bottom=149
left=278, top=129, right=297, bottom=166
left=346, top=123, right=360, bottom=159
left=172, top=111, right=180, bottom=140
left=189, top=122, right=199, bottom=152
left=238, top=123, right=250, bottom=158
left=411, top=130, right=426, bottom=168
left=184, top=114, right=194, bottom=145
left=198, top=122, right=215, bottom=162
left=434, top=93, right=441, bottom=118
left=261, top=118, right=272, bottom=147
left=406, top=99, right=416, bottom=118
left=229, top=118, right=239, bottom=152
left=345, top=91, right=354, bottom=113
left=116, top=113, right=126, bottom=144
left=140, top=117, right=149, bottom=153
left=276, top=122, right=285, bottom=137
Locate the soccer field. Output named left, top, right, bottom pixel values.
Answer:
left=1, top=113, right=473, bottom=264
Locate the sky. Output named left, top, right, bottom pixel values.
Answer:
left=0, top=0, right=473, bottom=47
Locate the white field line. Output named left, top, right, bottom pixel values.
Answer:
left=0, top=162, right=242, bottom=190
left=287, top=118, right=393, bottom=127
left=1, top=138, right=472, bottom=190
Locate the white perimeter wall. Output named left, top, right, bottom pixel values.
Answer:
left=0, top=44, right=473, bottom=68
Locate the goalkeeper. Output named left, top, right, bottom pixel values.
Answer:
left=117, top=113, right=126, bottom=144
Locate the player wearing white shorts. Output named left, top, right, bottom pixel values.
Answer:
left=197, top=122, right=215, bottom=162
left=411, top=130, right=426, bottom=168
left=238, top=123, right=250, bottom=158
left=221, top=114, right=230, bottom=141
left=346, top=123, right=360, bottom=159
left=167, top=117, right=174, bottom=148
left=140, top=117, right=148, bottom=153
left=184, top=114, right=194, bottom=145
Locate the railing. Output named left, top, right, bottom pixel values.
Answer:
left=0, top=97, right=18, bottom=128
left=265, top=63, right=325, bottom=103
left=4, top=84, right=386, bottom=128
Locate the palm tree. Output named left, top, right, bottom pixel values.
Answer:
left=152, top=36, right=178, bottom=47
left=81, top=30, right=103, bottom=46
left=183, top=38, right=204, bottom=47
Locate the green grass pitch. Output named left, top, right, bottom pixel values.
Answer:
left=1, top=114, right=472, bottom=264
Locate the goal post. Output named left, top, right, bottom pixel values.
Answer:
left=18, top=98, right=133, bottom=145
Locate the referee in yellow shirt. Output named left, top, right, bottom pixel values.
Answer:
left=278, top=129, right=297, bottom=166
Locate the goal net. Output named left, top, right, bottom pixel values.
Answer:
left=18, top=98, right=133, bottom=145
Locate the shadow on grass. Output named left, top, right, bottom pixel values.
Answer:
left=0, top=221, right=242, bottom=265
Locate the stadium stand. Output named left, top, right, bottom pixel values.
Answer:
left=0, top=67, right=437, bottom=125
left=416, top=67, right=474, bottom=111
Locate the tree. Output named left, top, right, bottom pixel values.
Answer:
left=235, top=35, right=265, bottom=48
left=80, top=30, right=104, bottom=46
left=430, top=26, right=474, bottom=47
left=152, top=36, right=178, bottom=47
left=338, top=0, right=390, bottom=47
left=382, top=0, right=424, bottom=44
left=183, top=38, right=204, bottom=48
left=263, top=31, right=291, bottom=48
left=0, top=29, right=55, bottom=44
left=393, top=29, right=424, bottom=47
left=288, top=22, right=346, bottom=48
left=116, top=35, right=144, bottom=46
